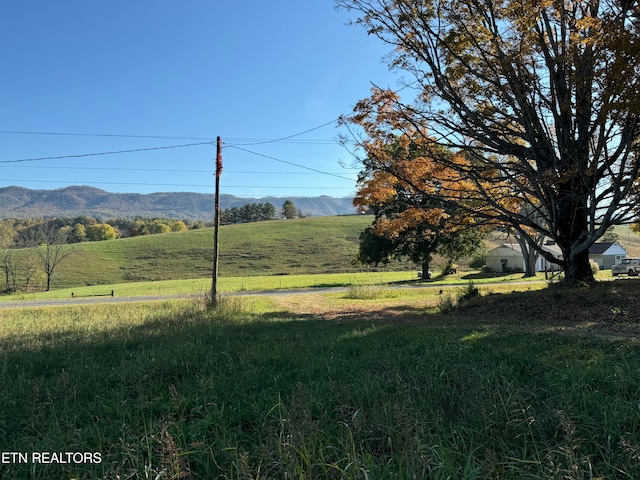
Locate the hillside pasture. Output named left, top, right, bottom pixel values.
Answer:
left=33, top=216, right=416, bottom=289
left=3, top=215, right=638, bottom=294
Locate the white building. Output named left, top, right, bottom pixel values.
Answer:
left=486, top=241, right=562, bottom=273
left=485, top=241, right=627, bottom=272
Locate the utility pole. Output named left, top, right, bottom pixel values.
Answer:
left=211, top=136, right=222, bottom=307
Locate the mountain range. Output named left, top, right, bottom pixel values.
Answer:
left=0, top=186, right=357, bottom=220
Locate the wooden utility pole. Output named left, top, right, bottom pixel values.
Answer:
left=211, top=136, right=222, bottom=307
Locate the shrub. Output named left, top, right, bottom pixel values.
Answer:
left=469, top=254, right=487, bottom=269
left=459, top=281, right=480, bottom=302
left=346, top=283, right=392, bottom=300
left=590, top=259, right=600, bottom=275
left=436, top=294, right=457, bottom=313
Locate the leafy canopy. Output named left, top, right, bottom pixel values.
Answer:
left=338, top=0, right=640, bottom=284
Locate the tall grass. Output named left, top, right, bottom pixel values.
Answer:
left=345, top=283, right=395, bottom=300
left=1, top=299, right=639, bottom=478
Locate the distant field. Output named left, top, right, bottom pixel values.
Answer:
left=610, top=224, right=640, bottom=256
left=35, top=215, right=411, bottom=290
left=0, top=270, right=559, bottom=303
left=4, top=215, right=639, bottom=294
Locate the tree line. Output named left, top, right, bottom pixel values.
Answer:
left=0, top=200, right=303, bottom=293
left=221, top=200, right=302, bottom=224
left=0, top=217, right=210, bottom=293
left=0, top=216, right=212, bottom=248
left=0, top=200, right=302, bottom=248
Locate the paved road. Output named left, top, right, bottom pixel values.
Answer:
left=0, top=287, right=361, bottom=309
left=0, top=281, right=549, bottom=310
left=0, top=293, right=195, bottom=309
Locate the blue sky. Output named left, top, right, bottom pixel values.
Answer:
left=0, top=1, right=399, bottom=197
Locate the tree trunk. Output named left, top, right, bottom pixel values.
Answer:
left=523, top=251, right=537, bottom=278
left=555, top=185, right=595, bottom=285
left=421, top=261, right=430, bottom=280
left=514, top=234, right=539, bottom=278
left=561, top=246, right=595, bottom=285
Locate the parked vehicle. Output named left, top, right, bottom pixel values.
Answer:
left=611, top=258, right=640, bottom=276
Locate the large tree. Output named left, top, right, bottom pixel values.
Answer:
left=338, top=0, right=640, bottom=284
left=353, top=132, right=487, bottom=278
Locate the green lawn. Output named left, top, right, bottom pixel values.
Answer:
left=1, top=271, right=421, bottom=301
left=1, top=282, right=639, bottom=479
left=16, top=215, right=416, bottom=290
left=3, top=215, right=634, bottom=294
left=0, top=269, right=560, bottom=302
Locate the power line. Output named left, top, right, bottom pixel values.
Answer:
left=0, top=179, right=354, bottom=190
left=0, top=118, right=362, bottom=193
left=226, top=145, right=354, bottom=181
left=0, top=165, right=358, bottom=175
left=0, top=130, right=214, bottom=141
left=227, top=138, right=341, bottom=145
left=0, top=129, right=345, bottom=146
left=0, top=142, right=214, bottom=164
left=0, top=78, right=414, bottom=167
left=225, top=119, right=339, bottom=146
left=0, top=129, right=343, bottom=145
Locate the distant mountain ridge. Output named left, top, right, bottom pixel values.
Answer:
left=0, top=186, right=357, bottom=220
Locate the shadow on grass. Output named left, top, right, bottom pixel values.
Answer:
left=460, top=271, right=521, bottom=280
left=2, top=287, right=640, bottom=479
left=311, top=282, right=350, bottom=288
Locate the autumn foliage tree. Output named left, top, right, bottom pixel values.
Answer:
left=338, top=0, right=640, bottom=285
left=352, top=128, right=487, bottom=277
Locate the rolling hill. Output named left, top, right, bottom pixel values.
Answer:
left=0, top=185, right=357, bottom=220
left=8, top=211, right=638, bottom=292
left=46, top=215, right=404, bottom=289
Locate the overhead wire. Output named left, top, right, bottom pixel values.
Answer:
left=225, top=145, right=355, bottom=181
left=0, top=142, right=214, bottom=164
left=0, top=129, right=342, bottom=145
left=0, top=178, right=353, bottom=190
left=0, top=130, right=214, bottom=141
left=0, top=164, right=357, bottom=175
left=224, top=119, right=339, bottom=146
left=0, top=79, right=414, bottom=192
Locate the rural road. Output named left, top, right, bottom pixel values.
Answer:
left=0, top=289, right=331, bottom=309
left=0, top=287, right=359, bottom=309
left=0, top=281, right=547, bottom=310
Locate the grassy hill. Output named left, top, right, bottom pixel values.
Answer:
left=609, top=224, right=640, bottom=256
left=11, top=216, right=640, bottom=292
left=49, top=215, right=401, bottom=289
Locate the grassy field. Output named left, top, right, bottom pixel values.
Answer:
left=0, top=269, right=559, bottom=302
left=610, top=224, right=640, bottom=256
left=1, top=281, right=640, bottom=479
left=4, top=215, right=639, bottom=294
left=14, top=215, right=420, bottom=290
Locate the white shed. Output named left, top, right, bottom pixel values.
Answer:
left=588, top=242, right=627, bottom=269
left=486, top=240, right=628, bottom=272
left=485, top=242, right=562, bottom=273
